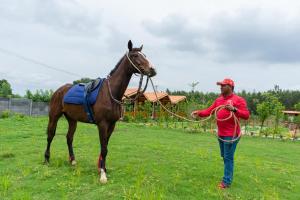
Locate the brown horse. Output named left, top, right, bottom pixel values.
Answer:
left=44, top=40, right=156, bottom=183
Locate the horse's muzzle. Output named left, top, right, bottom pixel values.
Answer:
left=148, top=68, right=157, bottom=77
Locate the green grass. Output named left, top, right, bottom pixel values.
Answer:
left=0, top=116, right=299, bottom=200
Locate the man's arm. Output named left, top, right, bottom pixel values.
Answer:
left=235, top=98, right=250, bottom=120
left=192, top=101, right=217, bottom=118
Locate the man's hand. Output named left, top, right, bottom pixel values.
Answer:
left=191, top=111, right=199, bottom=119
left=225, top=104, right=237, bottom=112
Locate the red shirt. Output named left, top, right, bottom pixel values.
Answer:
left=196, top=93, right=250, bottom=137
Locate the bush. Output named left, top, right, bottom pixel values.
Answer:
left=122, top=115, right=130, bottom=122
left=14, top=113, right=26, bottom=120
left=1, top=110, right=11, bottom=118
left=135, top=112, right=148, bottom=123
left=273, top=126, right=289, bottom=139
left=260, top=127, right=273, bottom=137
left=260, top=126, right=289, bottom=138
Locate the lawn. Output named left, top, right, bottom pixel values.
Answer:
left=0, top=116, right=299, bottom=200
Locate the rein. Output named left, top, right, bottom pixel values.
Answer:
left=149, top=78, right=241, bottom=143
left=107, top=52, right=149, bottom=105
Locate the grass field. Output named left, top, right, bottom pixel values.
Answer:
left=0, top=116, right=300, bottom=200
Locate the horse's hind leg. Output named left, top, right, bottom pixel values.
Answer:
left=44, top=113, right=61, bottom=164
left=65, top=116, right=77, bottom=166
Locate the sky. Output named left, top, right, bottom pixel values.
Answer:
left=0, top=0, right=300, bottom=95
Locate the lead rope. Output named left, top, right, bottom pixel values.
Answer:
left=149, top=77, right=241, bottom=143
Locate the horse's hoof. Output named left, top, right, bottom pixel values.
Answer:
left=71, top=160, right=77, bottom=166
left=44, top=160, right=49, bottom=165
left=100, top=168, right=107, bottom=184
left=100, top=177, right=107, bottom=184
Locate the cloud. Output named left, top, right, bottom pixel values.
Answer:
left=210, top=9, right=300, bottom=63
left=34, top=0, right=103, bottom=37
left=0, top=0, right=103, bottom=37
left=143, top=10, right=300, bottom=64
left=143, top=14, right=205, bottom=53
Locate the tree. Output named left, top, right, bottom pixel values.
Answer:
left=272, top=99, right=285, bottom=138
left=0, top=79, right=12, bottom=97
left=257, top=102, right=272, bottom=133
left=25, top=90, right=33, bottom=99
left=188, top=82, right=199, bottom=93
left=24, top=89, right=53, bottom=102
left=294, top=102, right=300, bottom=111
left=73, top=77, right=93, bottom=85
left=256, top=93, right=279, bottom=133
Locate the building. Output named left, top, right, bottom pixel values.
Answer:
left=122, top=88, right=187, bottom=118
left=282, top=110, right=300, bottom=138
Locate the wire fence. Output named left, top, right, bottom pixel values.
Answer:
left=0, top=97, right=49, bottom=116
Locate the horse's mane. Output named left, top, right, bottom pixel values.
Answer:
left=109, top=49, right=141, bottom=76
left=109, top=55, right=125, bottom=76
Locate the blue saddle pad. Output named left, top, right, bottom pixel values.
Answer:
left=63, top=79, right=104, bottom=105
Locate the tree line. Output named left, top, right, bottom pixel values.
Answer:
left=0, top=78, right=93, bottom=102
left=168, top=85, right=300, bottom=114
left=1, top=78, right=300, bottom=113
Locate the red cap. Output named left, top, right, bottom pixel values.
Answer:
left=217, top=78, right=235, bottom=87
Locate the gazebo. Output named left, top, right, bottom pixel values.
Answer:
left=282, top=110, right=300, bottom=116
left=122, top=88, right=186, bottom=118
left=282, top=110, right=300, bottom=136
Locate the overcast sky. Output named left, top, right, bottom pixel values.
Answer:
left=0, top=0, right=300, bottom=95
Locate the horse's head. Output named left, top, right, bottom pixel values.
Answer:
left=126, top=40, right=156, bottom=77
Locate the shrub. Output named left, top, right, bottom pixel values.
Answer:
left=260, top=127, right=273, bottom=137
left=14, top=113, right=26, bottom=120
left=122, top=115, right=130, bottom=122
left=1, top=110, right=11, bottom=118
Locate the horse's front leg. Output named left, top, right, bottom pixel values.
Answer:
left=97, top=121, right=109, bottom=183
left=97, top=121, right=116, bottom=183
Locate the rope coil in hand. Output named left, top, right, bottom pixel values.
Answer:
left=149, top=78, right=241, bottom=143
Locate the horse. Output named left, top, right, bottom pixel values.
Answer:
left=44, top=40, right=156, bottom=183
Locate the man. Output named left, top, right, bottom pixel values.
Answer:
left=191, top=78, right=250, bottom=189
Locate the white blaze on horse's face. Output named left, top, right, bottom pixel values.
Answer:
left=138, top=52, right=155, bottom=69
left=130, top=51, right=156, bottom=77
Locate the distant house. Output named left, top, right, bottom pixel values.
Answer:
left=283, top=110, right=300, bottom=122
left=282, top=110, right=300, bottom=116
left=122, top=88, right=187, bottom=118
left=283, top=110, right=300, bottom=120
left=282, top=111, right=300, bottom=135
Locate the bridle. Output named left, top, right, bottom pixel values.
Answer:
left=107, top=51, right=150, bottom=105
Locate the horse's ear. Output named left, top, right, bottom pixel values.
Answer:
left=128, top=40, right=133, bottom=51
left=139, top=44, right=143, bottom=51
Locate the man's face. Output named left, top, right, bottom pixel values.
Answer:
left=220, top=84, right=232, bottom=95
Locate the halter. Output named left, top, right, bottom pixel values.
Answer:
left=107, top=51, right=150, bottom=105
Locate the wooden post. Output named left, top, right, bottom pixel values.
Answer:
left=159, top=102, right=162, bottom=118
left=152, top=102, right=155, bottom=119
left=134, top=100, right=138, bottom=117
left=8, top=98, right=11, bottom=111
left=29, top=99, right=33, bottom=116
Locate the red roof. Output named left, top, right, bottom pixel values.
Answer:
left=124, top=88, right=139, bottom=97
left=169, top=95, right=187, bottom=104
left=143, top=92, right=169, bottom=102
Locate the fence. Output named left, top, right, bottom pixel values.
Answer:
left=0, top=97, right=49, bottom=116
